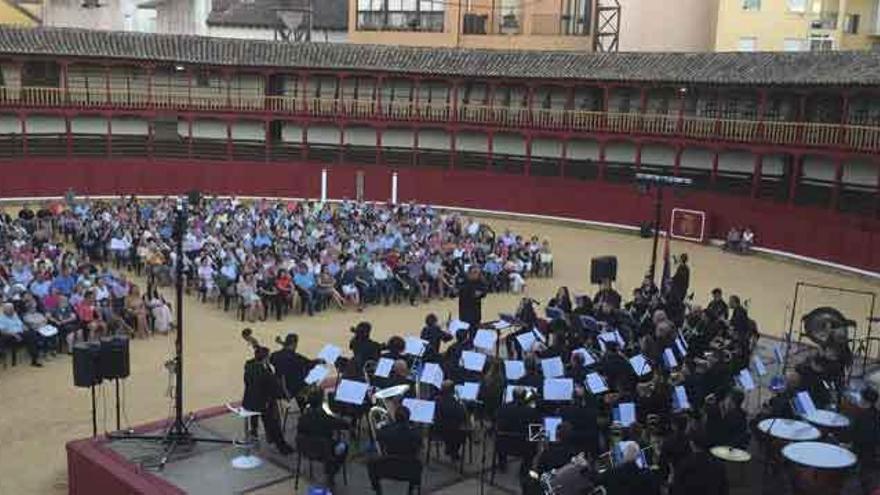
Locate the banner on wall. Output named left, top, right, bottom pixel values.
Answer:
left=670, top=208, right=707, bottom=243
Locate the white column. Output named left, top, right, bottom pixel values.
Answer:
left=391, top=172, right=399, bottom=205
left=321, top=168, right=328, bottom=202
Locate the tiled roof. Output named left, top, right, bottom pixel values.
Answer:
left=1, top=26, right=879, bottom=86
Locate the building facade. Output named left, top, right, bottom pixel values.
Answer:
left=0, top=27, right=877, bottom=270
left=714, top=0, right=880, bottom=52
left=348, top=0, right=596, bottom=51
left=0, top=0, right=41, bottom=26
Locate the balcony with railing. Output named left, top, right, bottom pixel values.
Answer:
left=2, top=86, right=879, bottom=154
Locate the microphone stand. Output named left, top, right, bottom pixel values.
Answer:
left=106, top=197, right=236, bottom=469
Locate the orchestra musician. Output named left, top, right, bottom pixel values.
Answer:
left=368, top=406, right=423, bottom=495
left=420, top=313, right=452, bottom=359
left=270, top=333, right=318, bottom=407
left=496, top=387, right=541, bottom=475
left=296, top=390, right=351, bottom=488
left=669, top=428, right=728, bottom=495
left=458, top=265, right=488, bottom=332
left=242, top=345, right=293, bottom=455
left=349, top=321, right=382, bottom=371
left=596, top=440, right=660, bottom=495
left=434, top=380, right=468, bottom=460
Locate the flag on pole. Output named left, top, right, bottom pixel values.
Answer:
left=661, top=228, right=671, bottom=295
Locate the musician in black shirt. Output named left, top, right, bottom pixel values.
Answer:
left=458, top=265, right=488, bottom=331
left=368, top=407, right=423, bottom=494
left=296, top=390, right=350, bottom=487
left=420, top=313, right=452, bottom=359
left=349, top=321, right=382, bottom=371
left=243, top=346, right=293, bottom=455
left=270, top=333, right=315, bottom=403
left=435, top=381, right=468, bottom=460
left=706, top=288, right=729, bottom=321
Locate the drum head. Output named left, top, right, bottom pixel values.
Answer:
left=782, top=442, right=857, bottom=469
left=757, top=418, right=821, bottom=441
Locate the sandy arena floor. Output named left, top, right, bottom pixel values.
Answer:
left=0, top=216, right=878, bottom=495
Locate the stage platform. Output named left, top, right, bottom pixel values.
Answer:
left=67, top=403, right=522, bottom=495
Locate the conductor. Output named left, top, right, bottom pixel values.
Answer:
left=243, top=346, right=294, bottom=455
left=458, top=265, right=488, bottom=332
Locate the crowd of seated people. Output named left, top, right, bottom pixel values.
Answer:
left=58, top=197, right=553, bottom=322
left=0, top=204, right=173, bottom=367
left=723, top=226, right=755, bottom=254
left=253, top=257, right=878, bottom=495
left=1, top=195, right=552, bottom=369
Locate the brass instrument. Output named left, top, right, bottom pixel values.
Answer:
left=368, top=384, right=410, bottom=455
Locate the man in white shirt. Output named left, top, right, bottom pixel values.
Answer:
left=371, top=260, right=393, bottom=305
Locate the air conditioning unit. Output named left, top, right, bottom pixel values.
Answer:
left=81, top=0, right=103, bottom=8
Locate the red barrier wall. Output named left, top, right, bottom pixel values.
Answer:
left=2, top=158, right=877, bottom=273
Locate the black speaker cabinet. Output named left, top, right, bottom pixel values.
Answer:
left=98, top=335, right=130, bottom=380
left=72, top=342, right=102, bottom=388
left=590, top=256, right=618, bottom=284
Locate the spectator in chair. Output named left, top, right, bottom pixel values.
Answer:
left=0, top=302, right=41, bottom=367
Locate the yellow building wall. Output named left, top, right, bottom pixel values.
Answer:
left=348, top=0, right=592, bottom=51
left=714, top=0, right=815, bottom=51
left=838, top=0, right=878, bottom=49
left=0, top=0, right=39, bottom=26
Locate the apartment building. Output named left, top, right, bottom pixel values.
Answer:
left=715, top=0, right=880, bottom=52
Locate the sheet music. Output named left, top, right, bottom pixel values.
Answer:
left=543, top=378, right=574, bottom=401
left=448, top=319, right=470, bottom=335
left=404, top=336, right=428, bottom=356
left=571, top=347, right=595, bottom=366
left=753, top=356, right=767, bottom=376
left=663, top=348, right=678, bottom=369
left=335, top=379, right=369, bottom=405
left=773, top=344, right=786, bottom=365
left=504, top=360, right=526, bottom=381
left=505, top=385, right=537, bottom=403
left=401, top=398, right=436, bottom=424
left=616, top=402, right=636, bottom=427
left=674, top=337, right=687, bottom=357
left=738, top=368, right=756, bottom=391
left=374, top=357, right=394, bottom=378
left=37, top=325, right=58, bottom=337
left=455, top=382, right=480, bottom=402
left=673, top=385, right=691, bottom=411
left=544, top=416, right=563, bottom=442
left=419, top=362, right=444, bottom=388
left=585, top=372, right=608, bottom=394
left=460, top=350, right=487, bottom=372
left=540, top=356, right=565, bottom=378
left=492, top=320, right=512, bottom=330
left=796, top=391, right=817, bottom=416
left=677, top=331, right=688, bottom=350
left=317, top=344, right=342, bottom=365
left=516, top=331, right=538, bottom=352
left=598, top=338, right=607, bottom=354
left=629, top=354, right=652, bottom=376
left=473, top=329, right=497, bottom=352
left=305, top=365, right=329, bottom=385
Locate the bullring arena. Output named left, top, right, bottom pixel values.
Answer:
left=0, top=26, right=878, bottom=495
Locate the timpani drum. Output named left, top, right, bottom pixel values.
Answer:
left=710, top=446, right=751, bottom=487
left=757, top=418, right=821, bottom=446
left=781, top=442, right=857, bottom=495
left=801, top=409, right=850, bottom=437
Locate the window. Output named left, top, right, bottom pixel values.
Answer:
left=810, top=34, right=834, bottom=51
left=786, top=0, right=806, bottom=13
left=783, top=38, right=806, bottom=51
left=742, top=0, right=760, bottom=11
left=356, top=0, right=444, bottom=32
left=738, top=37, right=757, bottom=52
left=844, top=14, right=860, bottom=34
